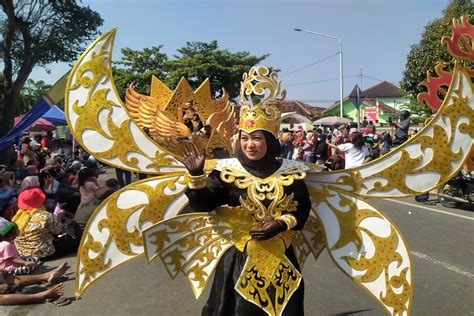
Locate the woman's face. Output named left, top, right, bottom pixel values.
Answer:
left=240, top=130, right=267, bottom=161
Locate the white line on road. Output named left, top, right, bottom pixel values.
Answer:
left=411, top=250, right=474, bottom=279
left=385, top=199, right=474, bottom=221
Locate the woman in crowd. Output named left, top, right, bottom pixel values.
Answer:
left=19, top=137, right=36, bottom=166
left=302, top=132, right=316, bottom=163
left=326, top=130, right=369, bottom=169
left=11, top=188, right=65, bottom=260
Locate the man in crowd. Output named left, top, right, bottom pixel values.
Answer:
left=391, top=110, right=410, bottom=146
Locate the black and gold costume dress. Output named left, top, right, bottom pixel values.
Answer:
left=186, top=152, right=311, bottom=315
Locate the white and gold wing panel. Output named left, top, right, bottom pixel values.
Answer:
left=306, top=65, right=474, bottom=198
left=143, top=213, right=233, bottom=299
left=75, top=174, right=188, bottom=296
left=64, top=29, right=185, bottom=174
left=307, top=186, right=412, bottom=316
left=291, top=214, right=326, bottom=269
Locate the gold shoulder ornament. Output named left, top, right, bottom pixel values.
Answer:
left=68, top=16, right=474, bottom=316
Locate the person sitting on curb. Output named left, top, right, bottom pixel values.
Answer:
left=0, top=262, right=69, bottom=306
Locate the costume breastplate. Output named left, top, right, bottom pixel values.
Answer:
left=215, top=158, right=308, bottom=221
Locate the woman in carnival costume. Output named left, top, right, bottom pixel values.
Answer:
left=64, top=19, right=474, bottom=316
left=181, top=79, right=310, bottom=315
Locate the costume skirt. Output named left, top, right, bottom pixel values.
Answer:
left=202, top=245, right=304, bottom=316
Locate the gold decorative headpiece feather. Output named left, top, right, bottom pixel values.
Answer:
left=239, top=66, right=286, bottom=137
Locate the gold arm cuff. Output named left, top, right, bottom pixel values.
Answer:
left=277, top=214, right=297, bottom=230
left=188, top=173, right=208, bottom=189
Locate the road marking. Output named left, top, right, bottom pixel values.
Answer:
left=411, top=251, right=474, bottom=279
left=385, top=199, right=474, bottom=220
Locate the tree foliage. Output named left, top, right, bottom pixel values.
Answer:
left=0, top=0, right=103, bottom=137
left=16, top=79, right=51, bottom=115
left=112, top=46, right=168, bottom=97
left=400, top=0, right=474, bottom=115
left=112, top=41, right=270, bottom=100
left=166, top=40, right=269, bottom=99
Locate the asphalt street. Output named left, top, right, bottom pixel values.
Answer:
left=2, top=194, right=473, bottom=316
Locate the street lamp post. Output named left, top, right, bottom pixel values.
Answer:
left=294, top=28, right=344, bottom=118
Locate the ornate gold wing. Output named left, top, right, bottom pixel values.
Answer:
left=305, top=185, right=413, bottom=315
left=205, top=89, right=238, bottom=154
left=301, top=50, right=474, bottom=316
left=305, top=65, right=474, bottom=199
left=142, top=213, right=234, bottom=299
left=75, top=174, right=189, bottom=297
left=291, top=214, right=326, bottom=269
left=65, top=29, right=184, bottom=174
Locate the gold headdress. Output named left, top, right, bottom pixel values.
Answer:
left=239, top=66, right=286, bottom=137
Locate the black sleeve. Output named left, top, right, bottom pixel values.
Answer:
left=285, top=179, right=311, bottom=231
left=184, top=170, right=229, bottom=212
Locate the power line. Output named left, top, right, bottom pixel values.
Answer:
left=361, top=74, right=385, bottom=82
left=280, top=52, right=339, bottom=78
left=298, top=100, right=337, bottom=103
left=285, top=74, right=360, bottom=87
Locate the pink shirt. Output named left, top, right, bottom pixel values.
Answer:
left=0, top=241, right=20, bottom=272
left=79, top=181, right=99, bottom=204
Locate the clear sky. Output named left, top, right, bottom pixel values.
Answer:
left=31, top=0, right=453, bottom=108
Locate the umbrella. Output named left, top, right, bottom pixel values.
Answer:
left=312, top=116, right=351, bottom=126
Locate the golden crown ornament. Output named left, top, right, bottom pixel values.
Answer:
left=239, top=66, right=285, bottom=137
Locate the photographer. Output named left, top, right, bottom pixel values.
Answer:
left=391, top=110, right=410, bottom=146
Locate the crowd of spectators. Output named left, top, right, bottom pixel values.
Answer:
left=278, top=112, right=417, bottom=171
left=0, top=133, right=122, bottom=306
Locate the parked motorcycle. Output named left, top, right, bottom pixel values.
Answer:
left=437, top=170, right=474, bottom=208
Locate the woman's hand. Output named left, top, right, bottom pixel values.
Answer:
left=182, top=144, right=205, bottom=176
left=250, top=219, right=286, bottom=240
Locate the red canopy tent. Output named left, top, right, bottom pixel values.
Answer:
left=14, top=117, right=55, bottom=132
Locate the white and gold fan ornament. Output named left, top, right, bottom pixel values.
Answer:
left=65, top=16, right=474, bottom=316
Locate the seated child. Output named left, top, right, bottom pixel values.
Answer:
left=0, top=217, right=40, bottom=275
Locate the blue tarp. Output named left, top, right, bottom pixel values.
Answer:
left=0, top=98, right=55, bottom=150
left=42, top=105, right=66, bottom=125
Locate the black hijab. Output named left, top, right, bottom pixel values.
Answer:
left=234, top=130, right=282, bottom=178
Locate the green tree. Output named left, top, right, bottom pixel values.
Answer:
left=400, top=0, right=474, bottom=115
left=166, top=40, right=270, bottom=99
left=112, top=46, right=168, bottom=97
left=16, top=79, right=51, bottom=116
left=0, top=0, right=103, bottom=140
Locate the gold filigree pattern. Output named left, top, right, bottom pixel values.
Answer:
left=218, top=159, right=306, bottom=220
left=75, top=175, right=188, bottom=296
left=235, top=239, right=301, bottom=316
left=65, top=30, right=184, bottom=174
left=381, top=268, right=411, bottom=315
left=76, top=233, right=111, bottom=294
left=294, top=214, right=326, bottom=268
left=143, top=213, right=233, bottom=298
left=239, top=66, right=286, bottom=136
left=306, top=186, right=412, bottom=315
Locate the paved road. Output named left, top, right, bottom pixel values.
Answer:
left=3, top=192, right=473, bottom=315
